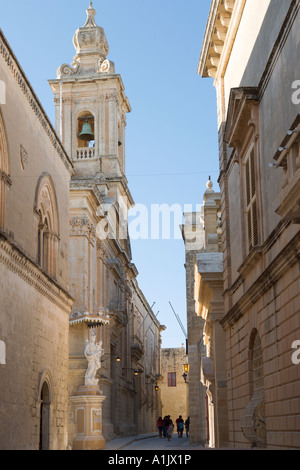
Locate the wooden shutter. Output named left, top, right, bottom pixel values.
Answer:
left=245, top=149, right=259, bottom=251
left=168, top=372, right=176, bottom=387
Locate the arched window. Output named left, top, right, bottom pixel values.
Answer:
left=241, top=329, right=266, bottom=447
left=35, top=174, right=59, bottom=279
left=0, top=110, right=10, bottom=230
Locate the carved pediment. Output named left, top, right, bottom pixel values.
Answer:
left=224, top=87, right=259, bottom=150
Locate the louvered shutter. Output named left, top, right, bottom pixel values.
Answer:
left=245, top=148, right=259, bottom=251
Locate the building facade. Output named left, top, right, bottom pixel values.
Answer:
left=48, top=4, right=163, bottom=445
left=160, top=346, right=189, bottom=425
left=198, top=0, right=300, bottom=449
left=0, top=3, right=163, bottom=450
left=181, top=179, right=228, bottom=448
left=0, top=30, right=74, bottom=450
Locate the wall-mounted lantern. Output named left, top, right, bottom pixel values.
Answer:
left=182, top=363, right=190, bottom=383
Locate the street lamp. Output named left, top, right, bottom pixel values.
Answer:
left=101, top=353, right=121, bottom=364
left=182, top=363, right=189, bottom=383
left=122, top=368, right=143, bottom=376
left=145, top=382, right=159, bottom=391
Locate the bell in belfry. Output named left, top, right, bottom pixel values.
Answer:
left=78, top=119, right=94, bottom=141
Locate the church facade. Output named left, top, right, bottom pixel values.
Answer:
left=0, top=4, right=163, bottom=450
left=0, top=29, right=74, bottom=450
left=49, top=3, right=163, bottom=446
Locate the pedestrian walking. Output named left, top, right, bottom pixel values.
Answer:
left=178, top=419, right=184, bottom=437
left=157, top=417, right=163, bottom=438
left=167, top=420, right=174, bottom=441
left=162, top=416, right=169, bottom=438
left=176, top=415, right=184, bottom=437
left=185, top=417, right=190, bottom=437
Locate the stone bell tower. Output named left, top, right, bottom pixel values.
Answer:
left=48, top=4, right=135, bottom=447
left=49, top=2, right=131, bottom=180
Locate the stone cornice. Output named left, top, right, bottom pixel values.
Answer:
left=0, top=29, right=74, bottom=175
left=197, top=0, right=239, bottom=78
left=48, top=73, right=131, bottom=115
left=0, top=230, right=73, bottom=314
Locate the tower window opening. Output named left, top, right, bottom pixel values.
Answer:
left=77, top=113, right=95, bottom=148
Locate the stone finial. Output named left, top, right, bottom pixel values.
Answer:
left=206, top=176, right=213, bottom=191
left=84, top=2, right=97, bottom=28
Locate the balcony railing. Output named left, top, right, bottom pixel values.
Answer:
left=75, top=147, right=96, bottom=160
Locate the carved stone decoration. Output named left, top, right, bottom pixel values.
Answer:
left=69, top=216, right=96, bottom=240
left=84, top=331, right=104, bottom=386
left=98, top=59, right=115, bottom=74
left=72, top=3, right=109, bottom=61
left=57, top=63, right=79, bottom=78
left=241, top=392, right=266, bottom=447
left=20, top=145, right=28, bottom=170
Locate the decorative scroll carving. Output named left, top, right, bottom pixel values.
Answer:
left=57, top=63, right=79, bottom=78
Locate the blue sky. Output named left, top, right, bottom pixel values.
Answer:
left=1, top=0, right=219, bottom=348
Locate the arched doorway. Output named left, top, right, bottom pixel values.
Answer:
left=39, top=381, right=51, bottom=450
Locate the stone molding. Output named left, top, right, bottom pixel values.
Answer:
left=70, top=216, right=96, bottom=237
left=221, top=230, right=300, bottom=328
left=0, top=231, right=73, bottom=314
left=198, top=0, right=241, bottom=78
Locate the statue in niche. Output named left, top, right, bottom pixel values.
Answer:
left=84, top=331, right=104, bottom=386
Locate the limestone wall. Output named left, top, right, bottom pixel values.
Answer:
left=0, top=31, right=73, bottom=450
left=160, top=347, right=189, bottom=425
left=212, top=0, right=300, bottom=449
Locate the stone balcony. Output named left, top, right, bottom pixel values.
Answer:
left=75, top=147, right=96, bottom=160
left=131, top=335, right=144, bottom=361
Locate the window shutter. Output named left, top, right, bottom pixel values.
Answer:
left=245, top=148, right=259, bottom=251
left=252, top=200, right=259, bottom=247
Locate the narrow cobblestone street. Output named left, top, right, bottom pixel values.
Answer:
left=105, top=433, right=204, bottom=451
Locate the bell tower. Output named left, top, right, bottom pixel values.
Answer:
left=49, top=2, right=131, bottom=180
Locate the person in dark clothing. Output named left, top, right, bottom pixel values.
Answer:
left=176, top=415, right=184, bottom=437
left=185, top=417, right=190, bottom=437
left=162, top=416, right=169, bottom=438
left=157, top=417, right=163, bottom=438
